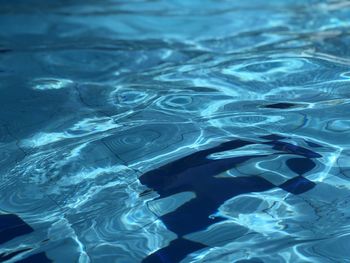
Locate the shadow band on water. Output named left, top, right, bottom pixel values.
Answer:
left=0, top=215, right=50, bottom=262
left=0, top=135, right=321, bottom=263
left=140, top=135, right=321, bottom=263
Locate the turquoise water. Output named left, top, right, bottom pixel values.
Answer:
left=1, top=0, right=350, bottom=262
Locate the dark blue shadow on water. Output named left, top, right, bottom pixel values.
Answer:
left=0, top=135, right=322, bottom=263
left=0, top=214, right=51, bottom=262
left=0, top=214, right=33, bottom=245
left=261, top=102, right=300, bottom=109
left=140, top=135, right=321, bottom=263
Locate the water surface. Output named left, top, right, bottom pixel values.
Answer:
left=1, top=0, right=350, bottom=262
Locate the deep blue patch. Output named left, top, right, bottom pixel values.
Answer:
left=17, top=252, right=51, bottom=263
left=140, top=136, right=321, bottom=262
left=262, top=102, right=299, bottom=109
left=267, top=141, right=322, bottom=158
left=0, top=248, right=31, bottom=262
left=0, top=214, right=51, bottom=262
left=0, top=48, right=11, bottom=53
left=279, top=176, right=316, bottom=195
left=286, top=158, right=316, bottom=175
left=0, top=214, right=33, bottom=245
left=142, top=238, right=207, bottom=263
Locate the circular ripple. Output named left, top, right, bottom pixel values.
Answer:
left=117, top=90, right=152, bottom=106
left=154, top=93, right=218, bottom=115
left=326, top=119, right=350, bottom=132
left=163, top=95, right=193, bottom=107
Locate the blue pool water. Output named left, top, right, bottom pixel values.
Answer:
left=1, top=0, right=350, bottom=262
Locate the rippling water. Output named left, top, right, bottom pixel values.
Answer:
left=1, top=0, right=350, bottom=262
